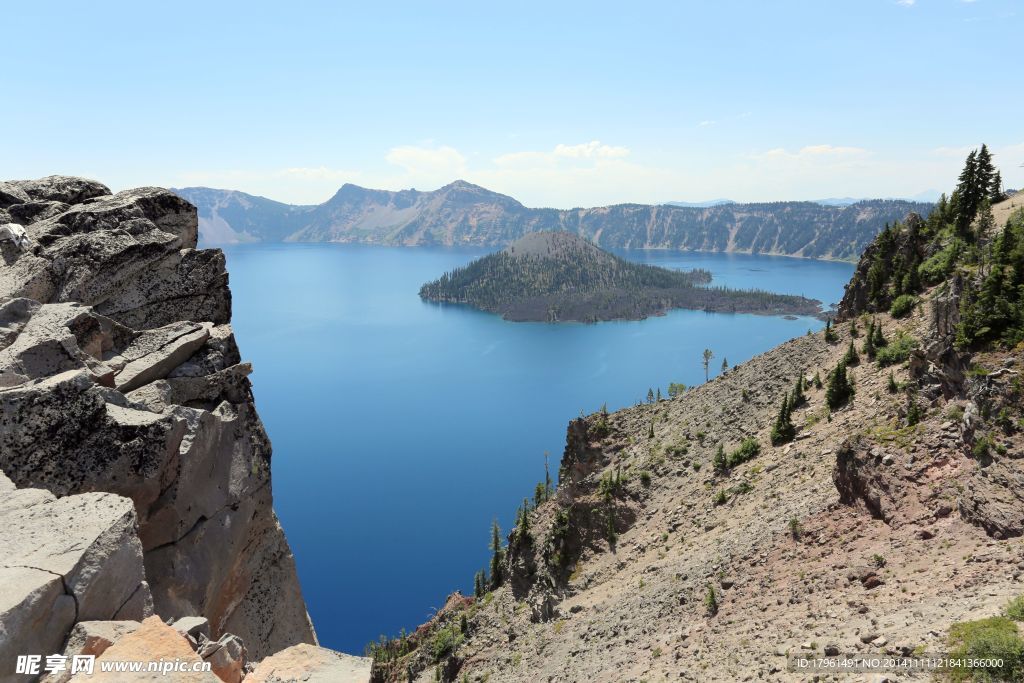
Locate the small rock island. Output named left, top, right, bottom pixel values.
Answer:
left=419, top=232, right=822, bottom=322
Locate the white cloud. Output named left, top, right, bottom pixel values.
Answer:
left=897, top=0, right=915, bottom=6
left=552, top=141, right=630, bottom=160
left=753, top=145, right=869, bottom=161
left=385, top=145, right=466, bottom=177
left=699, top=120, right=717, bottom=127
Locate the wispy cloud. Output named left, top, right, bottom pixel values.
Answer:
left=753, top=145, right=870, bottom=161
left=495, top=141, right=630, bottom=168
left=385, top=145, right=467, bottom=177
left=553, top=141, right=630, bottom=160
left=897, top=0, right=915, bottom=6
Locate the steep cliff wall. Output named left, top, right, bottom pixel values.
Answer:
left=0, top=176, right=316, bottom=663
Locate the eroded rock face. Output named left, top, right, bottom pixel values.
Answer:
left=0, top=176, right=315, bottom=660
left=0, top=178, right=228, bottom=331
left=0, top=472, right=151, bottom=677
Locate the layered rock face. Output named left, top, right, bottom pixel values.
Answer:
left=0, top=176, right=316, bottom=664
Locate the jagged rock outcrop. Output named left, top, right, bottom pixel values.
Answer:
left=0, top=176, right=315, bottom=663
left=0, top=471, right=151, bottom=681
left=248, top=643, right=373, bottom=683
left=837, top=212, right=925, bottom=318
left=71, top=616, right=221, bottom=682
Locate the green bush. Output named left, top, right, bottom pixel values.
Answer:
left=946, top=616, right=1023, bottom=681
left=876, top=333, right=918, bottom=367
left=889, top=294, right=918, bottom=318
left=727, top=438, right=761, bottom=467
left=431, top=625, right=464, bottom=663
left=1005, top=595, right=1024, bottom=622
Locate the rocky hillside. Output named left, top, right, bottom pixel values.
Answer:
left=368, top=194, right=1024, bottom=679
left=0, top=176, right=370, bottom=682
left=419, top=232, right=822, bottom=323
left=174, top=182, right=931, bottom=260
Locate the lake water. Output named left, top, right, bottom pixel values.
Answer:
left=221, top=244, right=854, bottom=654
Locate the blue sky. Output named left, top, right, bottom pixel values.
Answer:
left=2, top=1, right=1021, bottom=207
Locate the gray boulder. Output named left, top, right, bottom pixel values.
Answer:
left=0, top=478, right=151, bottom=673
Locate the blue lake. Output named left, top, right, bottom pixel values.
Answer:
left=220, top=244, right=854, bottom=654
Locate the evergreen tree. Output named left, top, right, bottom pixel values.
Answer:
left=544, top=451, right=552, bottom=501
left=849, top=320, right=859, bottom=338
left=872, top=319, right=886, bottom=348
left=843, top=340, right=860, bottom=366
left=976, top=144, right=996, bottom=197
left=474, top=570, right=487, bottom=597
left=906, top=392, right=922, bottom=427
left=702, top=348, right=714, bottom=383
left=721, top=358, right=729, bottom=372
left=887, top=372, right=898, bottom=394
left=791, top=373, right=806, bottom=407
left=770, top=393, right=795, bottom=445
left=862, top=318, right=876, bottom=359
left=824, top=319, right=837, bottom=343
left=647, top=388, right=655, bottom=403
left=813, top=371, right=822, bottom=389
left=954, top=149, right=979, bottom=235
left=656, top=387, right=662, bottom=401
left=489, top=520, right=504, bottom=589
left=713, top=443, right=727, bottom=473
left=826, top=359, right=854, bottom=410
left=991, top=170, right=1003, bottom=202
left=705, top=584, right=719, bottom=616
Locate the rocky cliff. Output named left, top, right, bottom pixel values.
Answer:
left=0, top=176, right=368, bottom=681
left=174, top=181, right=932, bottom=261
left=368, top=195, right=1024, bottom=682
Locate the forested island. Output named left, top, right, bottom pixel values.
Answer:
left=418, top=232, right=823, bottom=322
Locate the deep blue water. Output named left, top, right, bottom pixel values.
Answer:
left=221, top=244, right=853, bottom=654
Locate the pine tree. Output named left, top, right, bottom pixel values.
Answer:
left=824, top=319, right=837, bottom=343
left=850, top=320, right=859, bottom=338
left=474, top=569, right=487, bottom=597
left=906, top=392, right=922, bottom=427
left=826, top=359, right=854, bottom=410
left=647, top=388, right=655, bottom=403
left=991, top=170, right=1003, bottom=202
left=863, top=318, right=876, bottom=359
left=721, top=358, right=729, bottom=372
left=872, top=319, right=886, bottom=348
left=648, top=422, right=655, bottom=439
left=705, top=584, right=719, bottom=616
left=976, top=144, right=995, bottom=197
left=954, top=149, right=980, bottom=234
left=887, top=372, right=898, bottom=394
left=702, top=348, right=714, bottom=383
left=770, top=393, right=795, bottom=445
left=791, top=373, right=806, bottom=408
left=656, top=387, right=662, bottom=401
left=489, top=520, right=504, bottom=589
left=843, top=340, right=860, bottom=366
left=544, top=451, right=552, bottom=501
left=813, top=371, right=822, bottom=389
left=713, top=443, right=727, bottom=473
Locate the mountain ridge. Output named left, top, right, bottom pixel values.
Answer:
left=173, top=181, right=933, bottom=261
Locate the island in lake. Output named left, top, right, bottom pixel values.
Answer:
left=419, top=231, right=823, bottom=322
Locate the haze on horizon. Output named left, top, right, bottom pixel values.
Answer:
left=3, top=0, right=1022, bottom=209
